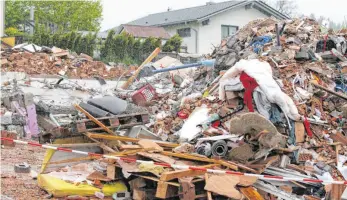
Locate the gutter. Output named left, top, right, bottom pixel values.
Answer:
left=191, top=28, right=199, bottom=53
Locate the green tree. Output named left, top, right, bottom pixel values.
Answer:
left=4, top=1, right=31, bottom=29
left=162, top=34, right=183, bottom=52
left=100, top=30, right=115, bottom=60
left=5, top=0, right=102, bottom=32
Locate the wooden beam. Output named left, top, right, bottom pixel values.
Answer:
left=47, top=155, right=99, bottom=165
left=160, top=164, right=220, bottom=181
left=156, top=180, right=179, bottom=199
left=121, top=47, right=160, bottom=89
left=86, top=132, right=179, bottom=148
left=51, top=143, right=99, bottom=147
left=161, top=151, right=238, bottom=170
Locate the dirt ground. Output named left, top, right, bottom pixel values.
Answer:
left=1, top=139, right=48, bottom=200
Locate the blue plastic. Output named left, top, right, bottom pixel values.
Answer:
left=251, top=36, right=272, bottom=53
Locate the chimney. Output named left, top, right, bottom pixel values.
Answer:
left=206, top=1, right=215, bottom=5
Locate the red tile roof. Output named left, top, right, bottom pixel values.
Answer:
left=121, top=24, right=171, bottom=39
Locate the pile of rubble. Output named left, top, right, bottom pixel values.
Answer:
left=1, top=43, right=137, bottom=79
left=1, top=17, right=347, bottom=200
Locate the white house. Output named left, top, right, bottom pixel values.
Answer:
left=128, top=0, right=289, bottom=54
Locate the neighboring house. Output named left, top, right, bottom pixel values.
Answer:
left=127, top=0, right=289, bottom=54
left=116, top=24, right=171, bottom=44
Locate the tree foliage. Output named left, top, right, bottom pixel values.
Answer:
left=32, top=31, right=97, bottom=56
left=99, top=32, right=176, bottom=65
left=162, top=34, right=183, bottom=52
left=261, top=0, right=297, bottom=17
left=5, top=0, right=102, bottom=32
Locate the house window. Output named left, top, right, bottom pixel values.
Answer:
left=177, top=28, right=191, bottom=37
left=221, top=25, right=238, bottom=39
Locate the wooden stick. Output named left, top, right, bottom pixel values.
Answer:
left=121, top=47, right=160, bottom=89
left=74, top=104, right=117, bottom=135
left=82, top=133, right=118, bottom=152
left=161, top=151, right=238, bottom=170
left=311, top=81, right=347, bottom=101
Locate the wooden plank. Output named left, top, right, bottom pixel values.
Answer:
left=161, top=151, right=238, bottom=170
left=121, top=47, right=160, bottom=89
left=120, top=144, right=142, bottom=150
left=156, top=180, right=179, bottom=199
left=160, top=164, right=220, bottom=181
left=204, top=173, right=213, bottom=200
left=135, top=175, right=180, bottom=187
left=86, top=132, right=179, bottom=148
left=107, top=164, right=117, bottom=180
left=226, top=161, right=258, bottom=173
left=51, top=143, right=99, bottom=147
left=239, top=187, right=264, bottom=200
left=329, top=184, right=346, bottom=200
left=295, top=122, right=305, bottom=143
left=47, top=155, right=98, bottom=165
left=179, top=178, right=195, bottom=200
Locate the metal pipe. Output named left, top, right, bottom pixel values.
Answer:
left=152, top=59, right=215, bottom=74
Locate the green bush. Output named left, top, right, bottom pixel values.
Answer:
left=5, top=27, right=23, bottom=36
left=162, top=34, right=182, bottom=52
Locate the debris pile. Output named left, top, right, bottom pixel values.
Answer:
left=1, top=44, right=137, bottom=79
left=1, top=17, right=347, bottom=200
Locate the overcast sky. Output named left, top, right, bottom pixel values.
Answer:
left=100, top=0, right=347, bottom=31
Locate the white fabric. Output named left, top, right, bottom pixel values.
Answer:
left=219, top=59, right=300, bottom=120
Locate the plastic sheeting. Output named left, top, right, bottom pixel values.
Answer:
left=219, top=59, right=300, bottom=120
left=37, top=174, right=127, bottom=197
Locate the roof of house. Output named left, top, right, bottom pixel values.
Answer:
left=117, top=24, right=171, bottom=39
left=128, top=0, right=289, bottom=26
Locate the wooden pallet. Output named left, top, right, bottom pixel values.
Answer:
left=75, top=112, right=149, bottom=133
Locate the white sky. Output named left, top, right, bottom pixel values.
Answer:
left=100, top=0, right=347, bottom=31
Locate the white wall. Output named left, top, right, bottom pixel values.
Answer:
left=198, top=6, right=269, bottom=54
left=165, top=22, right=200, bottom=53
left=164, top=6, right=269, bottom=54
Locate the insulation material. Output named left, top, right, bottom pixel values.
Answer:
left=178, top=107, right=210, bottom=141
left=219, top=59, right=300, bottom=120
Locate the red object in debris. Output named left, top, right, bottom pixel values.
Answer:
left=240, top=72, right=259, bottom=112
left=132, top=84, right=157, bottom=106
left=177, top=110, right=189, bottom=119
left=303, top=116, right=313, bottom=138
left=211, top=120, right=221, bottom=128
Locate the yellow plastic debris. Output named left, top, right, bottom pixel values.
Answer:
left=38, top=174, right=127, bottom=197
